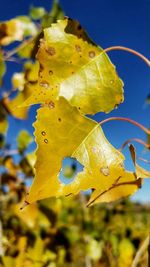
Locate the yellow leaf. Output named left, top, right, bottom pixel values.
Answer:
left=21, top=18, right=124, bottom=115
left=0, top=17, right=37, bottom=46
left=6, top=61, right=39, bottom=119
left=62, top=125, right=141, bottom=206
left=5, top=86, right=32, bottom=119
left=14, top=203, right=38, bottom=228
left=25, top=98, right=140, bottom=205
left=87, top=174, right=141, bottom=207
left=12, top=72, right=25, bottom=91
left=129, top=144, right=150, bottom=178
left=0, top=119, right=8, bottom=134
left=118, top=238, right=135, bottom=267
left=26, top=97, right=97, bottom=203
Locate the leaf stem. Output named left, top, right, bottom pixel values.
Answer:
left=87, top=178, right=141, bottom=207
left=120, top=138, right=150, bottom=151
left=131, top=236, right=149, bottom=267
left=138, top=157, right=150, bottom=164
left=99, top=117, right=150, bottom=135
left=4, top=36, right=35, bottom=60
left=104, top=46, right=150, bottom=67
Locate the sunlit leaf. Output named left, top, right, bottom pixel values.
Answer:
left=25, top=98, right=140, bottom=205
left=86, top=239, right=103, bottom=260
left=118, top=238, right=135, bottom=267
left=12, top=73, right=25, bottom=91
left=26, top=97, right=96, bottom=203
left=21, top=18, right=124, bottom=115
left=6, top=61, right=39, bottom=119
left=0, top=17, right=37, bottom=46
left=14, top=203, right=38, bottom=228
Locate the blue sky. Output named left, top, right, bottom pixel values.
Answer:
left=0, top=0, right=150, bottom=202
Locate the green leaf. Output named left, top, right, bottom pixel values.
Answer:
left=29, top=6, right=46, bottom=20
left=41, top=0, right=64, bottom=28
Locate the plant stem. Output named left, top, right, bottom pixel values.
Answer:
left=87, top=179, right=141, bottom=207
left=131, top=236, right=149, bottom=267
left=120, top=138, right=150, bottom=151
left=4, top=36, right=35, bottom=60
left=99, top=117, right=150, bottom=135
left=138, top=157, right=150, bottom=164
left=104, top=46, right=150, bottom=67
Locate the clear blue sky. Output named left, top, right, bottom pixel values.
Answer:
left=0, top=0, right=150, bottom=202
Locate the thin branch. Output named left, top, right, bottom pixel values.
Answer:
left=138, top=157, right=150, bottom=165
left=3, top=149, right=19, bottom=156
left=120, top=138, right=150, bottom=151
left=0, top=221, right=4, bottom=256
left=4, top=57, right=22, bottom=64
left=131, top=236, right=149, bottom=267
left=4, top=36, right=35, bottom=60
left=99, top=117, right=150, bottom=135
left=104, top=46, right=150, bottom=67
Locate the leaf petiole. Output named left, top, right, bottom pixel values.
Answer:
left=104, top=46, right=150, bottom=67
left=99, top=117, right=150, bottom=135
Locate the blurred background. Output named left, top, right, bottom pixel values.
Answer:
left=0, top=0, right=150, bottom=266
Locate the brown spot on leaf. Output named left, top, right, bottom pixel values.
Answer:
left=77, top=24, right=82, bottom=31
left=46, top=47, right=56, bottom=56
left=39, top=63, right=44, bottom=71
left=41, top=131, right=46, bottom=136
left=49, top=70, right=53, bottom=75
left=100, top=167, right=110, bottom=176
left=89, top=51, right=96, bottom=58
left=48, top=101, right=55, bottom=109
left=39, top=81, right=49, bottom=89
left=75, top=44, right=81, bottom=52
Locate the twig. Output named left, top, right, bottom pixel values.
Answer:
left=120, top=138, right=150, bottom=151
left=4, top=36, right=35, bottom=60
left=131, top=236, right=149, bottom=267
left=138, top=157, right=150, bottom=164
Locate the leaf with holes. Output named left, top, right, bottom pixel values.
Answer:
left=25, top=98, right=141, bottom=205
left=20, top=18, right=124, bottom=115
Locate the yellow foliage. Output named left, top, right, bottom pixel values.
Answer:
left=21, top=19, right=124, bottom=115
left=26, top=98, right=141, bottom=205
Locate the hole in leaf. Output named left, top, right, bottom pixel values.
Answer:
left=59, top=157, right=83, bottom=184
